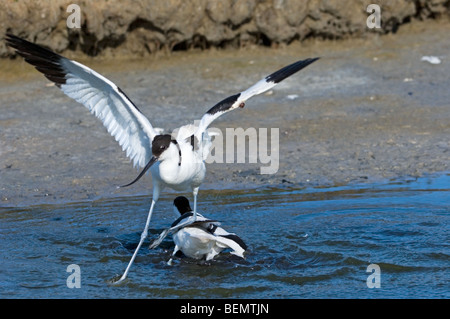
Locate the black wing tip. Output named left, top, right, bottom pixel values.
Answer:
left=206, top=93, right=241, bottom=116
left=266, top=57, right=320, bottom=84
left=5, top=33, right=29, bottom=44
left=5, top=33, right=21, bottom=43
left=222, top=234, right=248, bottom=251
left=5, top=33, right=67, bottom=86
left=5, top=33, right=28, bottom=53
left=5, top=33, right=53, bottom=54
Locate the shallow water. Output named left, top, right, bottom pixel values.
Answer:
left=0, top=174, right=449, bottom=299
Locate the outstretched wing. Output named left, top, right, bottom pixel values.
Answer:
left=194, top=58, right=319, bottom=140
left=5, top=34, right=157, bottom=168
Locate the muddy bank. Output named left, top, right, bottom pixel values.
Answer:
left=1, top=0, right=450, bottom=57
left=0, top=19, right=449, bottom=207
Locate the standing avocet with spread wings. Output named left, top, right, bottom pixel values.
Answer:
left=6, top=34, right=319, bottom=283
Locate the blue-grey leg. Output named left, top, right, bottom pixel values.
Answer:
left=114, top=185, right=160, bottom=284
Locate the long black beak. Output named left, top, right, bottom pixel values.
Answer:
left=118, top=156, right=158, bottom=188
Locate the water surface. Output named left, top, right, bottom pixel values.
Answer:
left=1, top=174, right=449, bottom=298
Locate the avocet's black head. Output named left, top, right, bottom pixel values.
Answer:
left=152, top=134, right=172, bottom=157
left=173, top=196, right=192, bottom=215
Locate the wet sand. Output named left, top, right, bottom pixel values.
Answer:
left=1, top=19, right=449, bottom=207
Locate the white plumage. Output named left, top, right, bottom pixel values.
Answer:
left=61, top=59, right=157, bottom=168
left=150, top=196, right=247, bottom=264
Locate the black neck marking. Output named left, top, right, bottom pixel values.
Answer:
left=171, top=139, right=182, bottom=166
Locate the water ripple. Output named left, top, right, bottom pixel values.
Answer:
left=1, top=173, right=449, bottom=298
